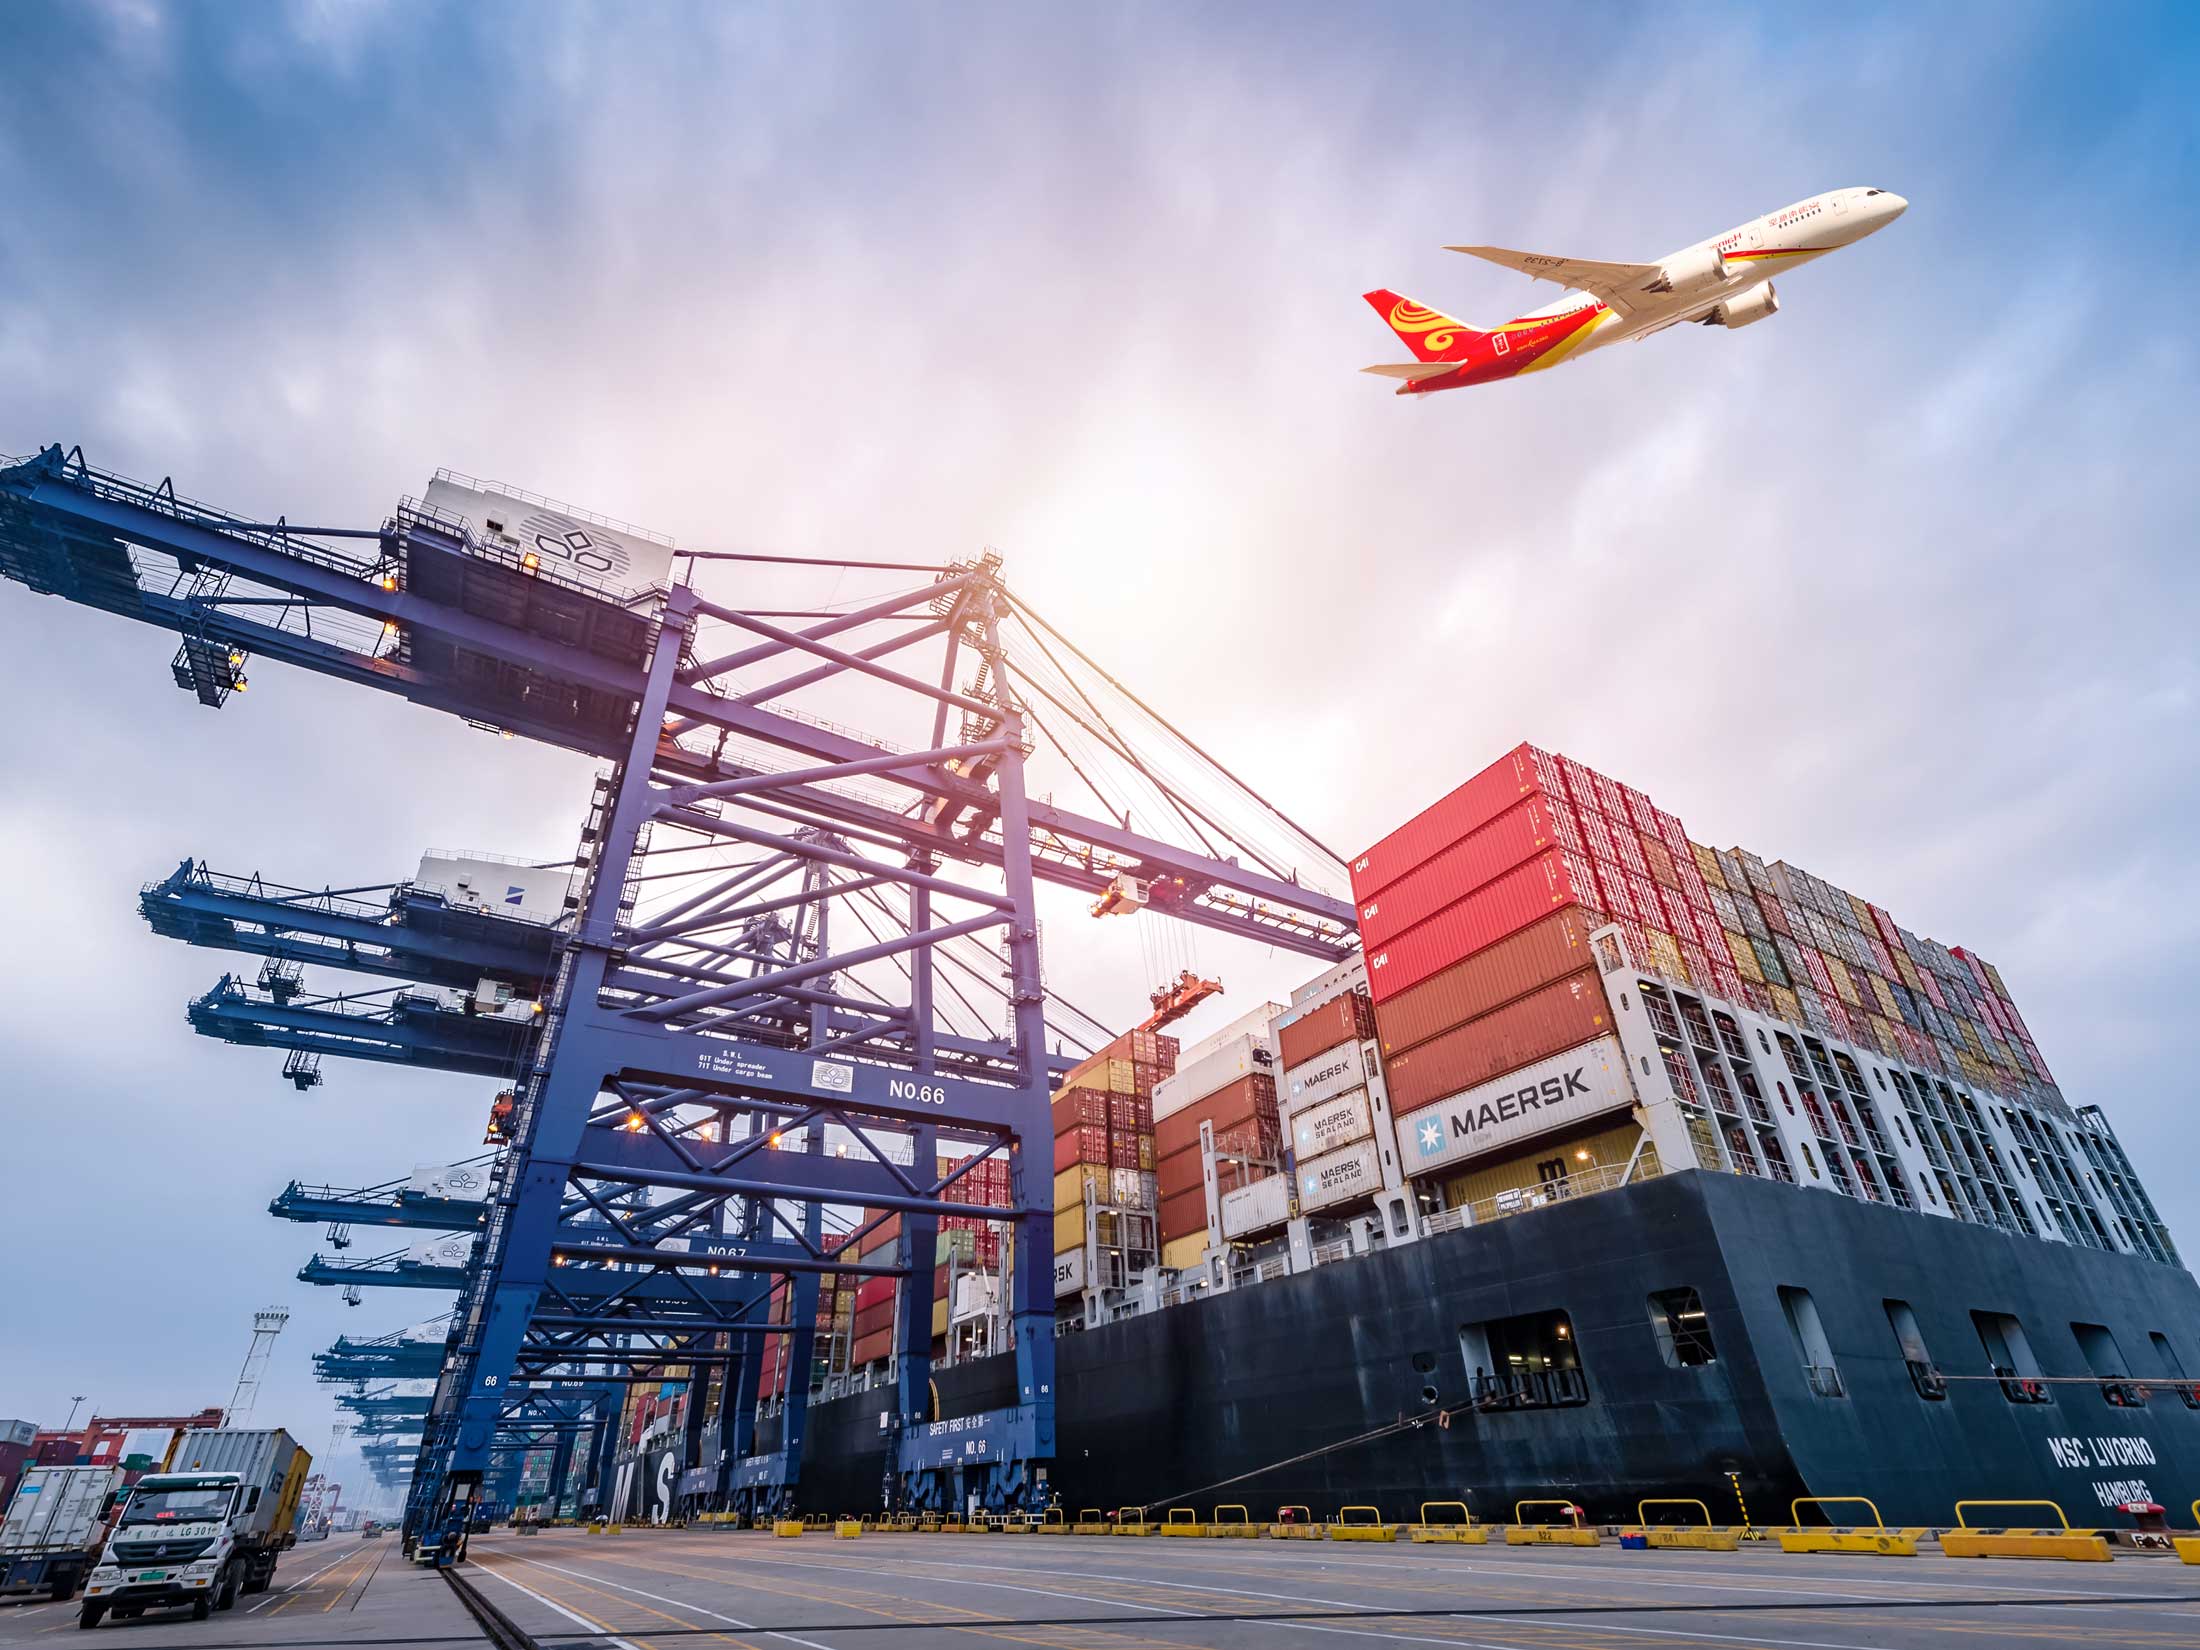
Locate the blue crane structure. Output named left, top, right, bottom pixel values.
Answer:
left=0, top=442, right=1355, bottom=1548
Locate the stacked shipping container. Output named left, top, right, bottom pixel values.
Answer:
left=1357, top=741, right=2069, bottom=1202
left=1275, top=986, right=1384, bottom=1216
left=1052, top=1029, right=1176, bottom=1284
left=1150, top=1009, right=1284, bottom=1256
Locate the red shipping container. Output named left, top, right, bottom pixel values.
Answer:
left=1157, top=1150, right=1205, bottom=1200
left=1277, top=990, right=1377, bottom=1070
left=1356, top=793, right=1575, bottom=949
left=1619, top=782, right=1658, bottom=832
left=1364, top=848, right=1601, bottom=1005
left=1610, top=825, right=1649, bottom=878
left=1642, top=835, right=1678, bottom=890
left=855, top=1275, right=896, bottom=1311
left=1348, top=742, right=1560, bottom=904
left=1109, top=1126, right=1140, bottom=1168
left=1158, top=1186, right=1211, bottom=1244
left=1577, top=807, right=1619, bottom=865
left=1555, top=751, right=1601, bottom=812
left=851, top=1328, right=892, bottom=1366
left=1383, top=969, right=1612, bottom=1118
left=1590, top=768, right=1627, bottom=821
left=1374, top=905, right=1598, bottom=1059
left=1053, top=1123, right=1109, bottom=1173
left=1598, top=865, right=1637, bottom=922
left=1053, top=1089, right=1109, bottom=1134
left=1758, top=893, right=1793, bottom=938
left=1108, top=1092, right=1142, bottom=1127
left=1154, top=1072, right=1278, bottom=1159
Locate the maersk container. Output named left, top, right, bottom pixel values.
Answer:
left=1395, top=1036, right=1636, bottom=1175
left=1283, top=1039, right=1369, bottom=1114
left=1295, top=1140, right=1384, bottom=1213
left=1290, top=1089, right=1373, bottom=1160
left=1383, top=969, right=1612, bottom=1117
left=1373, top=906, right=1597, bottom=1060
left=1363, top=849, right=1602, bottom=1006
left=1348, top=742, right=1563, bottom=905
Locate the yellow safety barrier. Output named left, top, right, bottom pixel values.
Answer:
left=1039, top=1509, right=1066, bottom=1530
left=940, top=1519, right=967, bottom=1533
left=1943, top=1500, right=2110, bottom=1562
left=1326, top=1505, right=1397, bottom=1541
left=2176, top=1501, right=2200, bottom=1566
left=606, top=1523, right=624, bottom=1534
left=1626, top=1499, right=1740, bottom=1551
left=585, top=1521, right=605, bottom=1534
left=1210, top=1504, right=1260, bottom=1538
left=1507, top=1500, right=1599, bottom=1546
left=1112, top=1508, right=1157, bottom=1535
left=834, top=1520, right=862, bottom=1539
left=918, top=1514, right=942, bottom=1533
left=1160, top=1508, right=1209, bottom=1537
left=772, top=1519, right=803, bottom=1538
left=1072, top=1510, right=1108, bottom=1536
left=1408, top=1501, right=1488, bottom=1544
left=1268, top=1505, right=1322, bottom=1539
left=1777, top=1498, right=1920, bottom=1556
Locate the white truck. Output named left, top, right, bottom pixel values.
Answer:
left=79, top=1428, right=310, bottom=1628
left=0, top=1465, right=124, bottom=1602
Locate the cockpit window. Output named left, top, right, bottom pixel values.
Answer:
left=1864, top=189, right=1884, bottom=196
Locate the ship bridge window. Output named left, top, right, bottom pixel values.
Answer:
left=1972, top=1310, right=2053, bottom=1403
left=1647, top=1288, right=1717, bottom=1367
left=1458, top=1309, right=1588, bottom=1410
left=1777, top=1286, right=1846, bottom=1398
left=1885, top=1300, right=1946, bottom=1399
left=2072, top=1322, right=2147, bottom=1408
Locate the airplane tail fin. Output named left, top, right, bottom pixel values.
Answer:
left=1363, top=288, right=1483, bottom=362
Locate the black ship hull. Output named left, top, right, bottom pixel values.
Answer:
left=765, top=1171, right=2200, bottom=1527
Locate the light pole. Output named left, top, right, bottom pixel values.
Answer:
left=63, top=1395, right=87, bottom=1430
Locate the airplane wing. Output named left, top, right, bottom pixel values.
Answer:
left=1445, top=245, right=1664, bottom=317
left=1360, top=361, right=1464, bottom=382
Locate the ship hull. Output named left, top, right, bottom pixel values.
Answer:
left=759, top=1171, right=2200, bottom=1526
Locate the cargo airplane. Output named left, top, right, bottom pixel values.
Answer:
left=1362, top=187, right=1906, bottom=393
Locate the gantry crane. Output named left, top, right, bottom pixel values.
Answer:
left=0, top=444, right=1355, bottom=1545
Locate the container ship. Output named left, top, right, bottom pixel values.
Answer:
left=614, top=743, right=2200, bottom=1528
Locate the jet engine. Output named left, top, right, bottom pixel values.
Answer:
left=1643, top=243, right=1732, bottom=296
left=1703, top=283, right=1779, bottom=329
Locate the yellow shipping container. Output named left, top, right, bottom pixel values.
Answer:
left=1823, top=955, right=1862, bottom=1008
left=1725, top=929, right=1764, bottom=983
left=932, top=1298, right=948, bottom=1337
left=1894, top=952, right=1925, bottom=995
left=1160, top=1234, right=1208, bottom=1271
left=1061, top=1057, right=1135, bottom=1096
left=1983, top=960, right=2010, bottom=999
left=1053, top=1207, right=1086, bottom=1254
left=1438, top=1121, right=1646, bottom=1212
left=1844, top=891, right=1876, bottom=932
left=1691, top=841, right=1727, bottom=889
left=1053, top=1165, right=1102, bottom=1210
left=1644, top=929, right=1685, bottom=980
left=1770, top=983, right=1803, bottom=1023
left=1869, top=973, right=1899, bottom=1018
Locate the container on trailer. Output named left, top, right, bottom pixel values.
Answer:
left=2, top=1466, right=120, bottom=1555
left=163, top=1430, right=308, bottom=1546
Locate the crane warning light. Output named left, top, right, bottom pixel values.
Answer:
left=1091, top=873, right=1150, bottom=919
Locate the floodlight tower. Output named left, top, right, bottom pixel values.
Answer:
left=227, top=1308, right=290, bottom=1425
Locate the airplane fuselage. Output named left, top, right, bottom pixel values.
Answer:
left=1383, top=187, right=1907, bottom=392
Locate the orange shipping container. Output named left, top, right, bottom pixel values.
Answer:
left=1383, top=969, right=1612, bottom=1118
left=1374, top=905, right=1596, bottom=1060
left=1277, top=991, right=1377, bottom=1070
left=1154, top=1073, right=1277, bottom=1160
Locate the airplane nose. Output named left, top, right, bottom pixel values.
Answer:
left=1881, top=193, right=1908, bottom=219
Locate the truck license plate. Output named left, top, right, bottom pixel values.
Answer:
left=139, top=1571, right=168, bottom=1581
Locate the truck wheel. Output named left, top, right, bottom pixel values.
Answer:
left=191, top=1596, right=212, bottom=1621
left=76, top=1604, right=105, bottom=1630
left=216, top=1564, right=240, bottom=1611
left=51, top=1574, right=78, bottom=1603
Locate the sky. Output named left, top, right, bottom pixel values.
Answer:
left=1, top=0, right=2195, bottom=1498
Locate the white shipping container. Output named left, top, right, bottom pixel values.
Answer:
left=1296, top=1140, right=1385, bottom=1213
left=407, top=1162, right=490, bottom=1201
left=115, top=1429, right=178, bottom=1470
left=414, top=852, right=576, bottom=927
left=1108, top=1168, right=1145, bottom=1208
left=1174, top=1002, right=1288, bottom=1071
left=0, top=1466, right=121, bottom=1553
left=1283, top=1040, right=1369, bottom=1114
left=1053, top=1247, right=1086, bottom=1298
left=1153, top=1031, right=1273, bottom=1122
left=1287, top=955, right=1369, bottom=1009
left=1290, top=1090, right=1373, bottom=1160
left=1394, top=1036, right=1635, bottom=1176
left=1219, top=1173, right=1291, bottom=1239
left=161, top=1429, right=308, bottom=1544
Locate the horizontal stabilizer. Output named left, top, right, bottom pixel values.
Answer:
left=1360, top=361, right=1461, bottom=382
